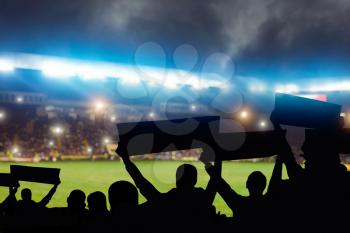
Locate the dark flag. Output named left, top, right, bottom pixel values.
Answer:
left=116, top=116, right=220, bottom=156
left=11, top=165, right=60, bottom=184
left=0, top=173, right=19, bottom=187
left=274, top=93, right=341, bottom=128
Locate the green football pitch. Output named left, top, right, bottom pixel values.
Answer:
left=0, top=161, right=287, bottom=216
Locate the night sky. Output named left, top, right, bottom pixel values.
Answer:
left=1, top=0, right=350, bottom=80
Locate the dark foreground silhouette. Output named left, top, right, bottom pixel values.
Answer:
left=0, top=108, right=349, bottom=232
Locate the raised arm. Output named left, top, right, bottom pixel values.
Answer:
left=0, top=186, right=18, bottom=213
left=120, top=155, right=161, bottom=201
left=271, top=111, right=303, bottom=180
left=205, top=164, right=243, bottom=212
left=203, top=160, right=222, bottom=205
left=38, top=181, right=60, bottom=207
left=267, top=155, right=283, bottom=195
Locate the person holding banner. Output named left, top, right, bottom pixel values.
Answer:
left=16, top=181, right=60, bottom=212
left=204, top=162, right=278, bottom=232
left=270, top=108, right=348, bottom=232
left=119, top=153, right=217, bottom=232
left=0, top=185, right=18, bottom=216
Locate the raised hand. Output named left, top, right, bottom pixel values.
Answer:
left=9, top=185, right=18, bottom=196
left=115, top=144, right=130, bottom=161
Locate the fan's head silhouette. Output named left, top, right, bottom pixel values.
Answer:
left=176, top=164, right=197, bottom=189
left=21, top=188, right=32, bottom=201
left=108, top=181, right=138, bottom=213
left=67, top=189, right=86, bottom=210
left=246, top=171, right=266, bottom=197
left=87, top=191, right=107, bottom=213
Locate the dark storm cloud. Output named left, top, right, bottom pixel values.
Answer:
left=0, top=0, right=350, bottom=77
left=234, top=0, right=350, bottom=78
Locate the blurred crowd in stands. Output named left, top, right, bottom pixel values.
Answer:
left=0, top=106, right=204, bottom=161
left=0, top=106, right=114, bottom=160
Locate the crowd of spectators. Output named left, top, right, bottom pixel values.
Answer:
left=0, top=107, right=114, bottom=160
left=0, top=106, right=203, bottom=161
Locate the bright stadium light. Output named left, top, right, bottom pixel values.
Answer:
left=240, top=111, right=249, bottom=119
left=286, top=84, right=299, bottom=93
left=259, top=120, right=267, bottom=128
left=16, top=96, right=24, bottom=103
left=52, top=126, right=63, bottom=135
left=149, top=112, right=155, bottom=119
left=110, top=115, right=117, bottom=122
left=0, top=52, right=230, bottom=91
left=12, top=146, right=19, bottom=154
left=190, top=104, right=197, bottom=111
left=308, top=82, right=350, bottom=92
left=164, top=81, right=178, bottom=90
left=0, top=59, right=15, bottom=72
left=94, top=100, right=107, bottom=112
left=120, top=76, right=141, bottom=85
left=274, top=84, right=299, bottom=94
left=274, top=85, right=284, bottom=93
left=41, top=61, right=77, bottom=78
left=103, top=137, right=110, bottom=145
left=0, top=111, right=5, bottom=120
left=87, top=147, right=93, bottom=154
left=48, top=141, right=54, bottom=147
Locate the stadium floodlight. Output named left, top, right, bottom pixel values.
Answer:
left=93, top=100, right=107, bottom=113
left=120, top=76, right=141, bottom=85
left=41, top=61, right=77, bottom=78
left=78, top=66, right=107, bottom=80
left=103, top=137, right=110, bottom=145
left=149, top=112, right=155, bottom=119
left=12, top=146, right=19, bottom=154
left=16, top=96, right=24, bottom=103
left=52, top=126, right=63, bottom=135
left=0, top=52, right=229, bottom=90
left=259, top=120, right=267, bottom=128
left=275, top=84, right=299, bottom=94
left=240, top=111, right=249, bottom=119
left=164, top=83, right=178, bottom=89
left=110, top=115, right=117, bottom=122
left=274, top=85, right=284, bottom=93
left=190, top=104, right=197, bottom=111
left=0, top=111, right=5, bottom=120
left=286, top=84, right=299, bottom=93
left=0, top=59, right=15, bottom=72
left=308, top=82, right=350, bottom=93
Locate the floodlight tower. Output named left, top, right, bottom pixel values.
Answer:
left=0, top=111, right=5, bottom=122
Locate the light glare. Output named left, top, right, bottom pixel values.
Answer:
left=0, top=59, right=15, bottom=72
left=259, top=120, right=267, bottom=128
left=240, top=111, right=248, bottom=118
left=16, top=96, right=23, bottom=103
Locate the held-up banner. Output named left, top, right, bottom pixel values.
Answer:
left=117, top=115, right=285, bottom=161
left=274, top=93, right=341, bottom=129
left=116, top=116, right=220, bottom=156
left=0, top=173, right=19, bottom=187
left=200, top=130, right=286, bottom=162
left=11, top=165, right=60, bottom=184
